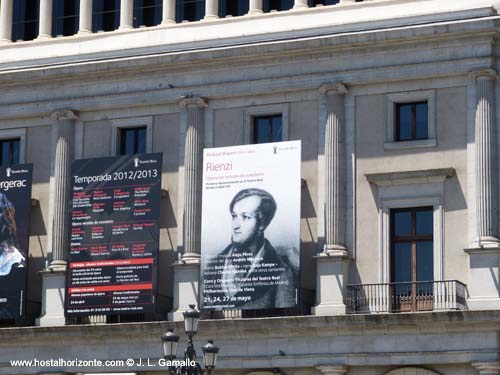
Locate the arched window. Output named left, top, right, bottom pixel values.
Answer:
left=92, top=0, right=120, bottom=32
left=385, top=367, right=441, bottom=375
left=12, top=0, right=39, bottom=42
left=52, top=0, right=79, bottom=37
left=134, top=0, right=162, bottom=27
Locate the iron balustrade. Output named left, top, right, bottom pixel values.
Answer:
left=346, top=280, right=467, bottom=314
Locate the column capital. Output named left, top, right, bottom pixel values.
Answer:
left=180, top=96, right=208, bottom=108
left=316, top=365, right=348, bottom=375
left=469, top=69, right=497, bottom=81
left=319, top=83, right=348, bottom=95
left=51, top=109, right=79, bottom=121
left=471, top=362, right=500, bottom=374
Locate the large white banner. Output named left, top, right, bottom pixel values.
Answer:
left=201, top=141, right=301, bottom=310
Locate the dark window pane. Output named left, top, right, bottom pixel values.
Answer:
left=134, top=0, right=161, bottom=27
left=416, top=209, right=433, bottom=236
left=391, top=242, right=412, bottom=283
left=264, top=0, right=293, bottom=12
left=137, top=127, right=147, bottom=154
left=256, top=118, right=270, bottom=144
left=93, top=0, right=120, bottom=32
left=53, top=0, right=79, bottom=36
left=176, top=0, right=205, bottom=22
left=0, top=139, right=20, bottom=167
left=397, top=104, right=412, bottom=141
left=415, top=102, right=428, bottom=139
left=1, top=143, right=9, bottom=167
left=416, top=241, right=433, bottom=282
left=219, top=0, right=248, bottom=17
left=271, top=116, right=282, bottom=142
left=308, top=0, right=340, bottom=5
left=393, top=211, right=411, bottom=236
left=12, top=0, right=39, bottom=41
left=11, top=140, right=20, bottom=165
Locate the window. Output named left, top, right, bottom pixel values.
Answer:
left=0, top=139, right=21, bottom=167
left=52, top=0, right=79, bottom=36
left=176, top=0, right=205, bottom=22
left=395, top=102, right=428, bottom=142
left=308, top=0, right=340, bottom=6
left=12, top=0, right=39, bottom=42
left=263, top=0, right=293, bottom=12
left=390, top=207, right=434, bottom=311
left=134, top=0, right=161, bottom=27
left=92, top=0, right=120, bottom=32
left=119, top=127, right=147, bottom=155
left=385, top=90, right=436, bottom=150
left=253, top=115, right=282, bottom=144
left=219, top=0, right=248, bottom=17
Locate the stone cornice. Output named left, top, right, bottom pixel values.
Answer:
left=471, top=362, right=500, bottom=373
left=316, top=365, right=348, bottom=375
left=365, top=168, right=456, bottom=186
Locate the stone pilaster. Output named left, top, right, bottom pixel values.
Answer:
left=293, top=0, right=308, bottom=9
left=204, top=0, right=218, bottom=20
left=162, top=0, right=176, bottom=25
left=119, top=0, right=134, bottom=30
left=181, top=97, right=207, bottom=262
left=38, top=0, right=53, bottom=39
left=0, top=0, right=13, bottom=43
left=471, top=70, right=500, bottom=247
left=78, top=0, right=93, bottom=34
left=472, top=362, right=500, bottom=375
left=248, top=0, right=263, bottom=14
left=50, top=110, right=77, bottom=271
left=316, top=365, right=348, bottom=375
left=321, top=83, right=348, bottom=256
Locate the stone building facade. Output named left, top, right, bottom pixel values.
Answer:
left=0, top=0, right=500, bottom=374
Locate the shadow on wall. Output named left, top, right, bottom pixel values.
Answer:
left=301, top=179, right=317, bottom=291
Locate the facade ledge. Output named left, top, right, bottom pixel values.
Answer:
left=365, top=168, right=455, bottom=186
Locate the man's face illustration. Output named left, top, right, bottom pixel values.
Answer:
left=231, top=195, right=262, bottom=247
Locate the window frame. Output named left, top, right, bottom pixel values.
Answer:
left=244, top=104, right=289, bottom=144
left=385, top=90, right=436, bottom=150
left=252, top=114, right=283, bottom=144
left=111, top=117, right=153, bottom=156
left=0, top=129, right=26, bottom=165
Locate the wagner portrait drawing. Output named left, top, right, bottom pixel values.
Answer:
left=202, top=188, right=298, bottom=310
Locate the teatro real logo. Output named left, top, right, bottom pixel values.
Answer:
left=273, top=146, right=278, bottom=155
left=6, top=168, right=11, bottom=177
left=134, top=157, right=139, bottom=168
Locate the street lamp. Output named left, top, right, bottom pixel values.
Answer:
left=161, top=304, right=220, bottom=375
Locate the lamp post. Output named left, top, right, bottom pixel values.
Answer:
left=162, top=304, right=220, bottom=375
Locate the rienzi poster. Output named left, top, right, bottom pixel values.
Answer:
left=65, top=153, right=162, bottom=316
left=0, top=164, right=32, bottom=319
left=201, top=141, right=301, bottom=310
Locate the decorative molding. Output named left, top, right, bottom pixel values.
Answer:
left=51, top=109, right=79, bottom=121
left=366, top=168, right=455, bottom=186
left=471, top=362, right=500, bottom=374
left=179, top=96, right=208, bottom=108
left=319, top=83, right=348, bottom=95
left=385, top=368, right=441, bottom=375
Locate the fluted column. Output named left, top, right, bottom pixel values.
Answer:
left=162, top=0, right=176, bottom=24
left=0, top=0, right=13, bottom=43
left=293, top=0, right=308, bottom=9
left=78, top=0, right=93, bottom=34
left=50, top=110, right=77, bottom=271
left=119, top=0, right=134, bottom=30
left=471, top=70, right=500, bottom=246
left=321, top=83, right=348, bottom=255
left=204, top=0, right=218, bottom=20
left=248, top=0, right=263, bottom=14
left=181, top=97, right=207, bottom=261
left=317, top=365, right=348, bottom=375
left=472, top=362, right=500, bottom=375
left=38, top=0, right=53, bottom=39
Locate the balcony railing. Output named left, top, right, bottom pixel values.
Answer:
left=346, top=280, right=467, bottom=314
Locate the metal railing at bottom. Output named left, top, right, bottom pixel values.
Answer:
left=346, top=280, right=467, bottom=314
